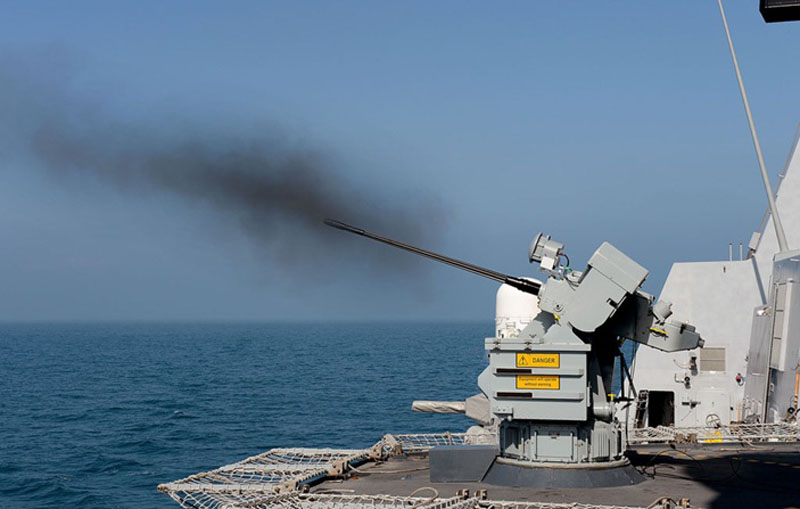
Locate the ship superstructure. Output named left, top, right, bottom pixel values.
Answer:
left=629, top=64, right=800, bottom=432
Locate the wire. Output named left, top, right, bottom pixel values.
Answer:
left=619, top=346, right=637, bottom=398
left=409, top=487, right=439, bottom=509
left=349, top=463, right=429, bottom=475
left=717, top=0, right=789, bottom=251
left=632, top=446, right=800, bottom=494
left=672, top=359, right=694, bottom=370
left=409, top=487, right=438, bottom=497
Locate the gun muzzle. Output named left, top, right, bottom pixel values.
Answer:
left=323, top=218, right=365, bottom=235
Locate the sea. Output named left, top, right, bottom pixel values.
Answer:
left=0, top=322, right=634, bottom=508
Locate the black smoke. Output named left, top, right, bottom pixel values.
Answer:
left=1, top=49, right=447, bottom=277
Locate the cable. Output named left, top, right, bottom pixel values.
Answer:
left=673, top=359, right=692, bottom=370
left=619, top=346, right=637, bottom=398
left=409, top=487, right=439, bottom=509
left=635, top=448, right=706, bottom=478
left=349, top=463, right=429, bottom=475
left=717, top=0, right=789, bottom=251
left=409, top=487, right=438, bottom=497
left=632, top=445, right=800, bottom=494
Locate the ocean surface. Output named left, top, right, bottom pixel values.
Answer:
left=0, top=322, right=633, bottom=508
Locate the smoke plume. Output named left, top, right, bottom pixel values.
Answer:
left=1, top=49, right=446, bottom=277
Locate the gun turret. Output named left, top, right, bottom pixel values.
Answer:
left=326, top=216, right=704, bottom=472
left=323, top=218, right=541, bottom=296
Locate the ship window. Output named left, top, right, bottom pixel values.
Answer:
left=648, top=391, right=674, bottom=427
left=700, top=347, right=726, bottom=372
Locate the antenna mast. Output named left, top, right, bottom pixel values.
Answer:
left=717, top=0, right=789, bottom=253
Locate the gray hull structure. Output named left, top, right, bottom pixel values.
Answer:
left=630, top=132, right=800, bottom=428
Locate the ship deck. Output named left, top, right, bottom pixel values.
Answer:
left=311, top=443, right=800, bottom=509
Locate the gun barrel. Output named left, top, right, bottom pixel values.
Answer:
left=323, top=218, right=541, bottom=296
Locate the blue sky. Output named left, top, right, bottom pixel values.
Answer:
left=1, top=1, right=799, bottom=321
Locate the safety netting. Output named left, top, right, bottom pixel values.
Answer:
left=387, top=433, right=468, bottom=453
left=627, top=423, right=800, bottom=444
left=160, top=491, right=683, bottom=509
left=191, top=493, right=480, bottom=509
left=159, top=432, right=703, bottom=509
left=159, top=447, right=378, bottom=508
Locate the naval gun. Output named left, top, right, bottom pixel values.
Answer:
left=325, top=219, right=703, bottom=481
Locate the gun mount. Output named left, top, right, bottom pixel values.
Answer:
left=324, top=218, right=703, bottom=484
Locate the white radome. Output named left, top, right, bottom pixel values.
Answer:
left=495, top=278, right=541, bottom=338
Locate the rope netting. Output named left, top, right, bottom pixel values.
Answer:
left=159, top=432, right=705, bottom=508
left=627, top=423, right=800, bottom=444
left=387, top=433, right=468, bottom=453
left=224, top=493, right=481, bottom=509
left=159, top=447, right=378, bottom=508
left=162, top=492, right=674, bottom=509
left=263, top=495, right=674, bottom=509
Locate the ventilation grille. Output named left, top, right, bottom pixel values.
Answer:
left=700, top=347, right=726, bottom=372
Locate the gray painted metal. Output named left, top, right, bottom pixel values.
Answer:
left=327, top=216, right=705, bottom=468
left=429, top=445, right=498, bottom=483
left=743, top=249, right=800, bottom=422
left=482, top=458, right=643, bottom=488
left=628, top=260, right=763, bottom=428
left=479, top=238, right=703, bottom=467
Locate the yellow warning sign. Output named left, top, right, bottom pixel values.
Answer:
left=516, top=352, right=560, bottom=368
left=516, top=375, right=560, bottom=390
